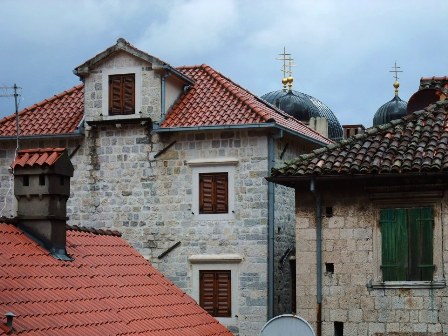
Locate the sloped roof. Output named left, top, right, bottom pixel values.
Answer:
left=270, top=100, right=448, bottom=179
left=0, top=85, right=83, bottom=137
left=74, top=38, right=192, bottom=85
left=12, top=148, right=66, bottom=168
left=0, top=221, right=232, bottom=336
left=0, top=64, right=331, bottom=145
left=161, top=65, right=332, bottom=144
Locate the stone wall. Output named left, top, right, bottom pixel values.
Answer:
left=0, top=125, right=315, bottom=335
left=295, top=187, right=448, bottom=335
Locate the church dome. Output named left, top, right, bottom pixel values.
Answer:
left=261, top=89, right=343, bottom=141
left=372, top=95, right=407, bottom=126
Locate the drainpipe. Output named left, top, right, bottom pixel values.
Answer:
left=310, top=178, right=322, bottom=336
left=267, top=135, right=275, bottom=320
left=160, top=73, right=170, bottom=120
left=267, top=130, right=283, bottom=320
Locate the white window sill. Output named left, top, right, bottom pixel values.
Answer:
left=367, top=280, right=446, bottom=289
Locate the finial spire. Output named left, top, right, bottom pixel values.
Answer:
left=276, top=47, right=295, bottom=92
left=389, top=61, right=403, bottom=96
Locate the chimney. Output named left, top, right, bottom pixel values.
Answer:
left=309, top=117, right=329, bottom=138
left=12, top=148, right=74, bottom=260
left=4, top=312, right=16, bottom=333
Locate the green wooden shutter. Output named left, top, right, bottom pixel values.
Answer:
left=408, top=207, right=433, bottom=281
left=380, top=208, right=407, bottom=281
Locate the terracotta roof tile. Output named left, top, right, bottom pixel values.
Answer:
left=271, top=101, right=448, bottom=178
left=0, top=85, right=83, bottom=137
left=162, top=65, right=332, bottom=144
left=0, top=64, right=331, bottom=145
left=0, top=222, right=232, bottom=336
left=11, top=148, right=66, bottom=169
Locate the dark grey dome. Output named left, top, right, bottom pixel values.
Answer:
left=261, top=90, right=343, bottom=141
left=373, top=95, right=407, bottom=126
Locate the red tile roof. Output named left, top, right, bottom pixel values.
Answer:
left=270, top=101, right=448, bottom=179
left=0, top=85, right=83, bottom=137
left=0, top=222, right=232, bottom=336
left=11, top=148, right=66, bottom=169
left=161, top=65, right=332, bottom=144
left=0, top=64, right=331, bottom=145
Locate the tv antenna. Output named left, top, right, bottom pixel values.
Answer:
left=0, top=84, right=22, bottom=150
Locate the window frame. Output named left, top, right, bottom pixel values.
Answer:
left=199, top=172, right=228, bottom=214
left=108, top=73, right=135, bottom=115
left=199, top=270, right=232, bottom=317
left=369, top=201, right=445, bottom=289
left=189, top=159, right=237, bottom=221
left=380, top=207, right=434, bottom=282
left=189, top=254, right=242, bottom=324
left=102, top=67, right=142, bottom=118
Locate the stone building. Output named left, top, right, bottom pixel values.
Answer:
left=0, top=147, right=232, bottom=336
left=269, top=97, right=448, bottom=335
left=0, top=39, right=333, bottom=335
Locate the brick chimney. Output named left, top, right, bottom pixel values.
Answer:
left=12, top=148, right=74, bottom=260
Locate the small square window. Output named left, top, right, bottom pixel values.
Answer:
left=200, top=270, right=231, bottom=317
left=109, top=74, right=135, bottom=115
left=199, top=173, right=228, bottom=214
left=380, top=207, right=434, bottom=281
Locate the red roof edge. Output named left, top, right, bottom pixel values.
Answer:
left=0, top=84, right=84, bottom=125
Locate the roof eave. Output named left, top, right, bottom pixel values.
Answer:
left=0, top=133, right=84, bottom=141
left=155, top=122, right=329, bottom=146
left=267, top=171, right=448, bottom=188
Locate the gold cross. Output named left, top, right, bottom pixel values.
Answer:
left=276, top=47, right=294, bottom=78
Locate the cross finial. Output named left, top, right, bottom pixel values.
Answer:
left=389, top=61, right=402, bottom=81
left=276, top=47, right=295, bottom=91
left=389, top=61, right=403, bottom=96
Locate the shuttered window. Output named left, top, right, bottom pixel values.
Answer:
left=109, top=74, right=135, bottom=115
left=199, top=270, right=231, bottom=317
left=199, top=173, right=228, bottom=214
left=380, top=207, right=434, bottom=281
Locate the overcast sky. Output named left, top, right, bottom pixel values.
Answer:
left=0, top=0, right=447, bottom=128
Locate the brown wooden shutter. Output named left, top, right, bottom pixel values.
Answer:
left=109, top=76, right=123, bottom=115
left=199, top=173, right=228, bottom=214
left=199, top=270, right=231, bottom=317
left=108, top=74, right=135, bottom=115
left=122, top=75, right=135, bottom=114
left=199, top=271, right=216, bottom=315
left=215, top=174, right=228, bottom=213
left=199, top=174, right=215, bottom=214
left=216, top=271, right=231, bottom=317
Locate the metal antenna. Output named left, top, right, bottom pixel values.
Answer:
left=0, top=84, right=22, bottom=218
left=0, top=84, right=22, bottom=150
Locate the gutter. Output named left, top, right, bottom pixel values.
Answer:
left=267, top=172, right=448, bottom=187
left=154, top=123, right=328, bottom=147
left=310, top=178, right=322, bottom=336
left=0, top=133, right=84, bottom=141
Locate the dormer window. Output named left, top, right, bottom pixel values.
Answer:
left=109, top=74, right=135, bottom=115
